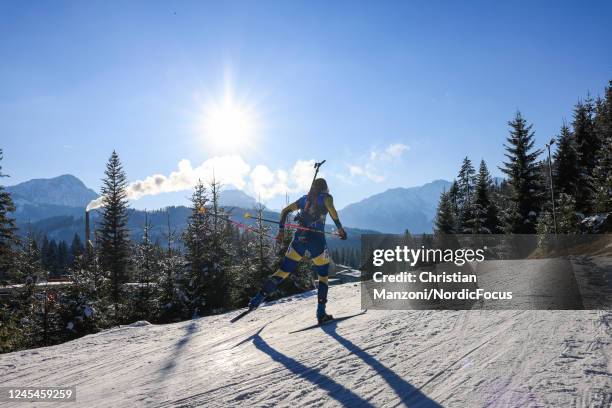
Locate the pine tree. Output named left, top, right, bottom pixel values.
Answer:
left=98, top=151, right=131, bottom=321
left=205, top=179, right=233, bottom=312
left=447, top=180, right=460, bottom=226
left=252, top=203, right=274, bottom=284
left=16, top=227, right=44, bottom=282
left=592, top=82, right=612, bottom=212
left=435, top=191, right=456, bottom=234
left=556, top=193, right=580, bottom=233
left=473, top=160, right=501, bottom=233
left=553, top=123, right=579, bottom=198
left=132, top=213, right=159, bottom=320
left=456, top=157, right=477, bottom=232
left=43, top=239, right=59, bottom=276
left=157, top=211, right=184, bottom=322
left=182, top=180, right=211, bottom=317
left=500, top=112, right=543, bottom=233
left=57, top=240, right=69, bottom=275
left=70, top=233, right=84, bottom=265
left=0, top=149, right=18, bottom=281
left=572, top=98, right=599, bottom=212
left=12, top=227, right=46, bottom=348
left=232, top=203, right=274, bottom=307
left=63, top=243, right=109, bottom=337
left=457, top=157, right=476, bottom=207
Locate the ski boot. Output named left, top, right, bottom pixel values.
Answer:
left=248, top=291, right=266, bottom=311
left=317, top=302, right=334, bottom=325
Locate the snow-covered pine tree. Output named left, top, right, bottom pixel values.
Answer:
left=182, top=180, right=211, bottom=317
left=13, top=227, right=46, bottom=347
left=98, top=151, right=131, bottom=322
left=15, top=226, right=44, bottom=283
left=500, top=111, right=543, bottom=233
left=232, top=203, right=274, bottom=307
left=0, top=149, right=18, bottom=282
left=592, top=82, right=612, bottom=213
left=0, top=301, right=24, bottom=352
left=572, top=98, right=599, bottom=213
left=132, top=213, right=159, bottom=320
left=205, top=179, right=234, bottom=312
left=252, top=203, right=274, bottom=283
left=63, top=242, right=109, bottom=337
left=556, top=193, right=580, bottom=233
left=157, top=211, right=184, bottom=322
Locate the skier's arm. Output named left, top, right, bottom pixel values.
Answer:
left=279, top=201, right=299, bottom=229
left=324, top=195, right=343, bottom=230
left=324, top=195, right=347, bottom=239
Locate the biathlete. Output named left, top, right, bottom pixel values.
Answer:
left=248, top=178, right=347, bottom=324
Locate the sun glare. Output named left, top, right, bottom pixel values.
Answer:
left=200, top=92, right=258, bottom=152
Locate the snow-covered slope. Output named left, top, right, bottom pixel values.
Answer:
left=1, top=283, right=610, bottom=407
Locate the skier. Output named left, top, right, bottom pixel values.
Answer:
left=248, top=178, right=347, bottom=324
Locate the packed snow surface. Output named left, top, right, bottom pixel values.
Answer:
left=1, top=283, right=610, bottom=407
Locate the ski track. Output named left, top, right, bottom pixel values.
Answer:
left=1, top=284, right=611, bottom=408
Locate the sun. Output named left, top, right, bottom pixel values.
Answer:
left=200, top=91, right=259, bottom=152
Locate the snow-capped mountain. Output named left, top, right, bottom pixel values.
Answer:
left=339, top=180, right=452, bottom=234
left=6, top=174, right=99, bottom=209
left=219, top=188, right=258, bottom=209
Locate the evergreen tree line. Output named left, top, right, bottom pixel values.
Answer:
left=435, top=80, right=612, bottom=236
left=330, top=246, right=361, bottom=268
left=0, top=151, right=318, bottom=353
left=22, top=234, right=86, bottom=277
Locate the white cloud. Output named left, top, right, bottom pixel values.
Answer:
left=341, top=142, right=409, bottom=184
left=369, top=143, right=409, bottom=161
left=347, top=164, right=384, bottom=183
left=249, top=159, right=316, bottom=200
left=127, top=155, right=251, bottom=200
left=384, top=143, right=409, bottom=158
left=86, top=155, right=318, bottom=210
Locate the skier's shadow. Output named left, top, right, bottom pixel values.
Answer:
left=253, top=324, right=441, bottom=407
left=321, top=323, right=441, bottom=407
left=252, top=333, right=375, bottom=407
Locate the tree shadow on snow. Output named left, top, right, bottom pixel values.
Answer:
left=252, top=332, right=376, bottom=407
left=322, top=323, right=441, bottom=407
left=160, top=320, right=199, bottom=374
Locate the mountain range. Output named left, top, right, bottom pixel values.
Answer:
left=4, top=174, right=453, bottom=246
left=338, top=179, right=451, bottom=234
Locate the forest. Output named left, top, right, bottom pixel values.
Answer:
left=0, top=80, right=610, bottom=353
left=434, top=82, right=611, bottom=237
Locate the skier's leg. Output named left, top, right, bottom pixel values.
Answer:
left=249, top=241, right=304, bottom=309
left=311, top=246, right=331, bottom=321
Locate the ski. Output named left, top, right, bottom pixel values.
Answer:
left=230, top=308, right=254, bottom=323
left=288, top=310, right=367, bottom=334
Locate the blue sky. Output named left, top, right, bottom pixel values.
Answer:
left=1, top=1, right=611, bottom=210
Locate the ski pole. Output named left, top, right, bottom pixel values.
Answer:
left=244, top=212, right=340, bottom=236
left=202, top=208, right=276, bottom=239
